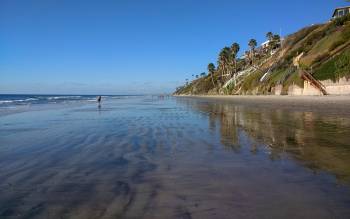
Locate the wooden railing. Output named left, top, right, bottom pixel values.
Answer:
left=299, top=70, right=328, bottom=95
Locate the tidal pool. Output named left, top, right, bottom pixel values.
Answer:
left=0, top=96, right=349, bottom=218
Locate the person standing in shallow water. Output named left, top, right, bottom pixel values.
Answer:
left=97, top=96, right=102, bottom=108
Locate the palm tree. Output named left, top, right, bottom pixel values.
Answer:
left=269, top=34, right=281, bottom=50
left=266, top=32, right=273, bottom=53
left=218, top=47, right=231, bottom=80
left=248, top=39, right=257, bottom=65
left=273, top=34, right=281, bottom=42
left=230, top=42, right=240, bottom=86
left=248, top=39, right=257, bottom=51
left=266, top=32, right=273, bottom=41
left=207, top=63, right=216, bottom=87
left=230, top=43, right=240, bottom=56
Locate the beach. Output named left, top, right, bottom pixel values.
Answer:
left=2, top=0, right=350, bottom=218
left=1, top=95, right=350, bottom=218
left=175, top=95, right=350, bottom=115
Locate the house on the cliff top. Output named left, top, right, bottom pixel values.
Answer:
left=332, top=6, right=350, bottom=19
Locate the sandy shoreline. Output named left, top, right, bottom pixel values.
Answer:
left=174, top=95, right=350, bottom=115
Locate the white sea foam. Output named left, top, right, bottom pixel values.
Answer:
left=0, top=100, right=14, bottom=104
left=0, top=98, right=39, bottom=104
left=25, top=98, right=38, bottom=101
left=47, top=96, right=82, bottom=100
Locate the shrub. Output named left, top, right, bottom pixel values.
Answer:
left=241, top=71, right=263, bottom=92
left=329, top=39, right=346, bottom=51
left=342, top=25, right=350, bottom=39
left=285, top=48, right=304, bottom=62
left=284, top=25, right=320, bottom=48
left=329, top=25, right=350, bottom=52
left=332, top=14, right=350, bottom=27
left=302, top=30, right=327, bottom=53
left=313, top=49, right=350, bottom=81
left=334, top=52, right=350, bottom=80
left=312, top=52, right=330, bottom=65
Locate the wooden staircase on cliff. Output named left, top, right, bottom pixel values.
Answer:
left=299, top=70, right=328, bottom=95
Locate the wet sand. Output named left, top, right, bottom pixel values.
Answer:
left=176, top=95, right=350, bottom=115
left=0, top=96, right=350, bottom=218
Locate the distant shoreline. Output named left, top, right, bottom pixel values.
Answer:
left=174, top=94, right=350, bottom=115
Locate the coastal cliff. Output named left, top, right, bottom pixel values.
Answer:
left=174, top=15, right=350, bottom=96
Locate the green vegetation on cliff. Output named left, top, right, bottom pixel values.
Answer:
left=175, top=15, right=350, bottom=95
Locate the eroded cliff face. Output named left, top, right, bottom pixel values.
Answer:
left=175, top=17, right=350, bottom=96
left=275, top=77, right=350, bottom=96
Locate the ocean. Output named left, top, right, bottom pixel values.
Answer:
left=0, top=94, right=137, bottom=115
left=0, top=94, right=134, bottom=106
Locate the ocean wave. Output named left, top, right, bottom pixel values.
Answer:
left=47, top=96, right=82, bottom=100
left=0, top=98, right=39, bottom=104
left=0, top=95, right=130, bottom=107
left=15, top=98, right=39, bottom=102
left=0, top=100, right=14, bottom=104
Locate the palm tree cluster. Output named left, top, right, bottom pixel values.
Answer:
left=265, top=32, right=281, bottom=51
left=182, top=31, right=282, bottom=89
left=214, top=42, right=241, bottom=84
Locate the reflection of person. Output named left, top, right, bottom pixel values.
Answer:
left=97, top=96, right=102, bottom=108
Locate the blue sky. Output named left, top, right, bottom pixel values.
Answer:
left=0, top=0, right=347, bottom=94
